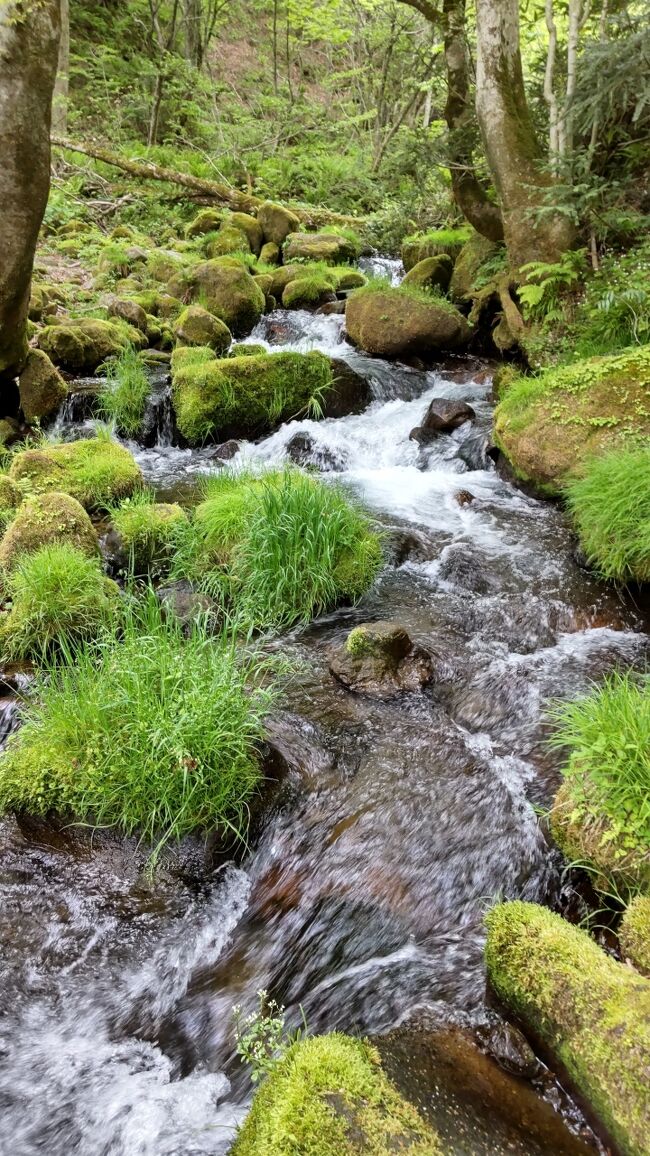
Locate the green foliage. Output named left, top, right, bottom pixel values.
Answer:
left=99, top=346, right=151, bottom=437
left=518, top=250, right=586, bottom=324
left=172, top=467, right=382, bottom=631
left=233, top=991, right=307, bottom=1085
left=110, top=491, right=188, bottom=576
left=565, top=448, right=650, bottom=583
left=0, top=544, right=118, bottom=663
left=573, top=241, right=650, bottom=356
left=549, top=672, right=650, bottom=859
left=0, top=598, right=275, bottom=858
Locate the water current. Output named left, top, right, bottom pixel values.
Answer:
left=1, top=272, right=648, bottom=1154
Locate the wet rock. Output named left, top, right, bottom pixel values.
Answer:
left=346, top=288, right=471, bottom=360
left=476, top=1018, right=543, bottom=1079
left=156, top=580, right=220, bottom=631
left=323, top=358, right=372, bottom=418
left=211, top=438, right=240, bottom=461
left=455, top=489, right=475, bottom=506
left=329, top=621, right=434, bottom=699
left=456, top=428, right=491, bottom=471
left=285, top=432, right=340, bottom=471
left=416, top=397, right=476, bottom=438
left=37, top=318, right=144, bottom=373
left=315, top=300, right=346, bottom=316
left=386, top=527, right=438, bottom=565
left=437, top=544, right=499, bottom=594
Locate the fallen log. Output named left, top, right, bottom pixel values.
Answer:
left=50, top=137, right=366, bottom=229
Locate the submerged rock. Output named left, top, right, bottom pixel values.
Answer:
left=329, top=621, right=434, bottom=699
left=211, top=438, right=240, bottom=461
left=324, top=358, right=372, bottom=417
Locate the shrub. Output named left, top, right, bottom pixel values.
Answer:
left=99, top=345, right=151, bottom=437
left=565, top=448, right=650, bottom=582
left=0, top=599, right=275, bottom=856
left=0, top=544, right=118, bottom=662
left=172, top=467, right=383, bottom=630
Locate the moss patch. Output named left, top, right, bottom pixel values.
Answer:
left=110, top=497, right=188, bottom=575
left=8, top=438, right=142, bottom=510
left=0, top=492, right=98, bottom=572
left=485, top=901, right=650, bottom=1156
left=174, top=305, right=232, bottom=353
left=494, top=346, right=650, bottom=492
left=231, top=1034, right=441, bottom=1156
left=620, top=897, right=650, bottom=976
left=37, top=318, right=142, bottom=372
left=401, top=226, right=472, bottom=271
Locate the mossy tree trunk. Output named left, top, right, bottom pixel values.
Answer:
left=474, top=0, right=574, bottom=268
left=0, top=0, right=60, bottom=389
left=51, top=0, right=69, bottom=136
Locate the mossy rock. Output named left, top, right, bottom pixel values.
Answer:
left=282, top=273, right=337, bottom=310
left=0, top=493, right=98, bottom=571
left=132, top=290, right=182, bottom=320
left=450, top=233, right=500, bottom=301
left=283, top=232, right=360, bottom=265
left=620, top=897, right=650, bottom=976
left=334, top=269, right=367, bottom=291
left=18, top=350, right=67, bottom=423
left=0, top=476, right=23, bottom=536
left=257, top=201, right=301, bottom=247
left=147, top=250, right=187, bottom=283
left=107, top=500, right=188, bottom=576
left=185, top=208, right=224, bottom=238
left=172, top=350, right=333, bottom=443
left=0, top=420, right=20, bottom=449
left=402, top=254, right=453, bottom=295
left=229, top=212, right=264, bottom=256
left=493, top=346, right=650, bottom=493
left=551, top=780, right=650, bottom=896
left=188, top=262, right=265, bottom=338
left=401, top=227, right=472, bottom=272
left=28, top=284, right=58, bottom=323
left=268, top=264, right=304, bottom=300
left=37, top=318, right=138, bottom=373
left=173, top=305, right=232, bottom=353
left=227, top=343, right=267, bottom=358
left=485, top=901, right=650, bottom=1156
left=106, top=296, right=149, bottom=334
left=231, top=1033, right=441, bottom=1156
left=346, top=286, right=470, bottom=360
left=205, top=225, right=251, bottom=258
left=8, top=439, right=142, bottom=510
left=260, top=241, right=280, bottom=266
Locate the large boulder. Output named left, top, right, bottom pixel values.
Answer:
left=485, top=901, right=650, bottom=1156
left=256, top=201, right=300, bottom=247
left=37, top=318, right=142, bottom=372
left=229, top=212, right=264, bottom=255
left=283, top=231, right=360, bottom=265
left=173, top=305, right=232, bottom=353
left=188, top=261, right=265, bottom=337
left=402, top=227, right=471, bottom=272
left=106, top=295, right=149, bottom=334
left=8, top=438, right=141, bottom=510
left=18, top=349, right=67, bottom=423
left=410, top=397, right=475, bottom=443
left=204, top=225, right=251, bottom=258
left=184, top=208, right=224, bottom=238
left=329, top=621, right=434, bottom=699
left=171, top=348, right=334, bottom=443
left=450, top=233, right=500, bottom=301
left=345, top=286, right=471, bottom=360
left=282, top=273, right=337, bottom=311
left=0, top=493, right=98, bottom=571
left=494, top=347, right=650, bottom=493
left=402, top=254, right=453, bottom=295
left=230, top=1034, right=441, bottom=1156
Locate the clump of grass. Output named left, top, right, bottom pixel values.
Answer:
left=172, top=467, right=383, bottom=630
left=99, top=345, right=151, bottom=437
left=565, top=447, right=650, bottom=583
left=549, top=672, right=650, bottom=856
left=0, top=543, right=118, bottom=662
left=110, top=490, right=189, bottom=576
left=0, top=597, right=276, bottom=858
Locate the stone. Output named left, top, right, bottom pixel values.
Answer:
left=402, top=254, right=453, bottom=295
left=619, top=897, right=650, bottom=976
left=285, top=432, right=341, bottom=471
left=156, top=580, right=220, bottom=631
left=106, top=295, right=149, bottom=333
left=324, top=358, right=372, bottom=418
left=402, top=228, right=470, bottom=272
left=37, top=318, right=143, bottom=373
left=229, top=212, right=264, bottom=255
left=185, top=208, right=224, bottom=238
left=410, top=397, right=476, bottom=442
left=259, top=241, right=280, bottom=265
left=188, top=261, right=265, bottom=337
left=256, top=201, right=301, bottom=247
left=329, top=621, right=434, bottom=699
left=455, top=489, right=475, bottom=506
left=0, top=492, right=98, bottom=571
left=345, top=287, right=471, bottom=360
left=211, top=439, right=240, bottom=461
left=173, top=304, right=232, bottom=353
left=8, top=438, right=141, bottom=510
left=18, top=349, right=67, bottom=423
left=283, top=231, right=360, bottom=265
left=450, top=233, right=500, bottom=301
left=205, top=225, right=251, bottom=258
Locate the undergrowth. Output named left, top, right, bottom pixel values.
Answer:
left=99, top=345, right=151, bottom=437
left=565, top=447, right=650, bottom=582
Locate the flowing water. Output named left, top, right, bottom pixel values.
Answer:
left=1, top=305, right=648, bottom=1155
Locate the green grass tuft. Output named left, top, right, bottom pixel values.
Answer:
left=565, top=447, right=650, bottom=582
left=99, top=345, right=151, bottom=437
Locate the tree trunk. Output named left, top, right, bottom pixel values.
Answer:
left=52, top=0, right=69, bottom=136
left=0, top=0, right=61, bottom=384
left=443, top=0, right=503, bottom=242
left=474, top=0, right=574, bottom=268
left=183, top=0, right=201, bottom=69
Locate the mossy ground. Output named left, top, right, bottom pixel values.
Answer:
left=485, top=901, right=650, bottom=1156
left=231, top=1033, right=441, bottom=1156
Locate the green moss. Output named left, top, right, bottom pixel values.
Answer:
left=256, top=201, right=301, bottom=247
left=346, top=282, right=470, bottom=359
left=402, top=255, right=453, bottom=295
left=8, top=438, right=142, bottom=510
left=189, top=261, right=265, bottom=337
left=231, top=1034, right=441, bottom=1156
left=170, top=344, right=217, bottom=373
left=282, top=273, right=337, bottom=309
left=110, top=495, right=188, bottom=575
left=205, top=225, right=252, bottom=258
left=485, top=901, right=650, bottom=1156
left=565, top=448, right=650, bottom=582
left=227, top=343, right=268, bottom=358
left=37, top=318, right=139, bottom=373
left=185, top=208, right=224, bottom=238
left=283, top=232, right=361, bottom=264
left=345, top=625, right=373, bottom=657
left=620, top=897, right=650, bottom=976
left=0, top=492, right=98, bottom=572
left=401, top=226, right=472, bottom=271
left=494, top=346, right=650, bottom=491
left=334, top=269, right=367, bottom=291
left=449, top=234, right=501, bottom=301
left=0, top=477, right=22, bottom=537
left=229, top=212, right=264, bottom=255
left=260, top=241, right=280, bottom=265
left=174, top=305, right=232, bottom=353
left=132, top=290, right=182, bottom=319
left=172, top=350, right=333, bottom=443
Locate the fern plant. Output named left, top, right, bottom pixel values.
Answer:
left=518, top=249, right=586, bottom=324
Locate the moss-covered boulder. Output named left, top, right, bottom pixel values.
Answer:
left=185, top=208, right=224, bottom=238
left=346, top=286, right=470, bottom=360
left=334, top=269, right=367, bottom=291
left=282, top=273, right=337, bottom=310
left=620, top=897, right=650, bottom=976
left=402, top=254, right=453, bottom=295
left=132, top=290, right=182, bottom=320
left=229, top=212, right=264, bottom=256
left=147, top=250, right=187, bottom=283
left=260, top=241, right=280, bottom=265
left=551, top=780, right=650, bottom=896
left=283, top=231, right=360, bottom=265
left=268, top=264, right=303, bottom=300
left=106, top=295, right=149, bottom=334
left=0, top=476, right=22, bottom=535
left=172, top=349, right=333, bottom=443
left=494, top=347, right=650, bottom=493
left=0, top=421, right=20, bottom=449
left=0, top=493, right=98, bottom=571
left=257, top=201, right=300, bottom=247
left=8, top=439, right=142, bottom=510
left=188, top=262, right=265, bottom=337
left=106, top=499, right=188, bottom=576
left=401, top=226, right=471, bottom=272
left=173, top=305, right=232, bottom=353
left=450, top=233, right=500, bottom=301
left=18, top=350, right=67, bottom=423
left=37, top=318, right=141, bottom=373
left=231, top=1034, right=441, bottom=1156
left=205, top=225, right=251, bottom=258
left=485, top=901, right=650, bottom=1156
